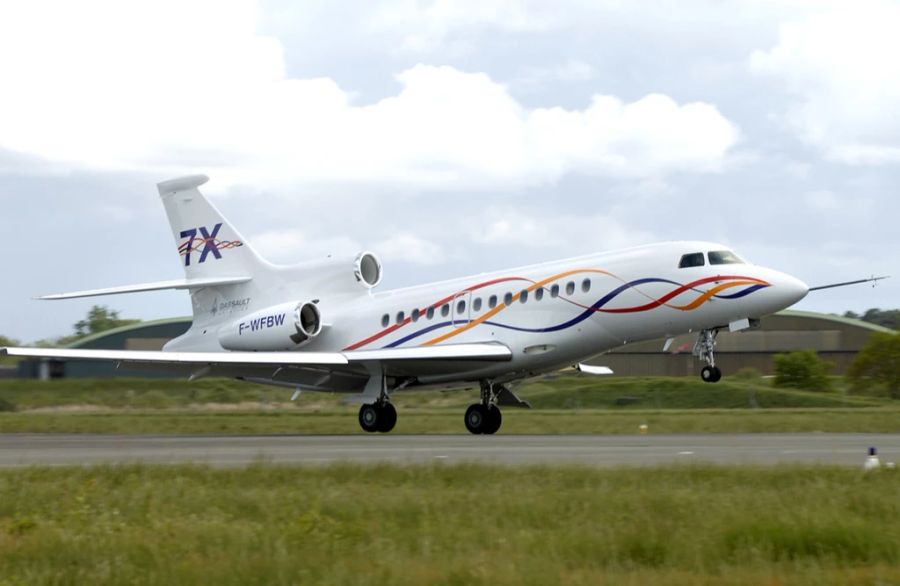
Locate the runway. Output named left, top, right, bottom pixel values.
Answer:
left=0, top=433, right=898, bottom=468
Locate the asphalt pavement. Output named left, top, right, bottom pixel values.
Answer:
left=0, top=433, right=897, bottom=468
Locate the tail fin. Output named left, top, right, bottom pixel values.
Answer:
left=157, top=175, right=268, bottom=279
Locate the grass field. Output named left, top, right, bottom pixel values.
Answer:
left=0, top=376, right=890, bottom=411
left=1, top=407, right=900, bottom=435
left=1, top=376, right=898, bottom=435
left=0, top=463, right=898, bottom=585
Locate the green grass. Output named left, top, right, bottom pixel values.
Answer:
left=0, top=376, right=898, bottom=434
left=0, top=464, right=898, bottom=585
left=1, top=407, right=899, bottom=434
left=0, top=376, right=888, bottom=411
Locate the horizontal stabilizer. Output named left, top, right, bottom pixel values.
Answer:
left=37, top=276, right=252, bottom=300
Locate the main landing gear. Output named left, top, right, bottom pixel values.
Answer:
left=694, top=328, right=722, bottom=383
left=465, top=380, right=503, bottom=435
left=358, top=401, right=397, bottom=433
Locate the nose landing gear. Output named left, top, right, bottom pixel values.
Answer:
left=694, top=328, right=722, bottom=383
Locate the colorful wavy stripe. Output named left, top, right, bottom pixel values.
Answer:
left=178, top=237, right=243, bottom=256
left=343, top=269, right=770, bottom=351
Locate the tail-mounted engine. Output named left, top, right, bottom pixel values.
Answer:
left=218, top=301, right=323, bottom=351
left=291, top=251, right=382, bottom=295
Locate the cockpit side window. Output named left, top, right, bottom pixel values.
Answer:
left=678, top=252, right=705, bottom=268
left=708, top=250, right=743, bottom=265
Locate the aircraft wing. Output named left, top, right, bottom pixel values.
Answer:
left=0, top=343, right=512, bottom=368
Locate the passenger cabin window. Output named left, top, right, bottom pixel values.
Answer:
left=426, top=307, right=435, bottom=320
left=473, top=297, right=482, bottom=312
left=535, top=288, right=544, bottom=301
left=519, top=289, right=528, bottom=303
left=411, top=308, right=420, bottom=322
left=708, top=250, right=743, bottom=265
left=441, top=304, right=450, bottom=317
left=381, top=314, right=389, bottom=328
left=504, top=292, right=513, bottom=306
left=456, top=300, right=466, bottom=314
left=550, top=284, right=560, bottom=298
left=488, top=295, right=498, bottom=309
left=678, top=252, right=705, bottom=268
left=582, top=278, right=591, bottom=293
left=396, top=311, right=405, bottom=324
left=566, top=281, right=575, bottom=296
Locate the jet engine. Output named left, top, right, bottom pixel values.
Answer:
left=290, top=251, right=382, bottom=295
left=218, top=301, right=322, bottom=351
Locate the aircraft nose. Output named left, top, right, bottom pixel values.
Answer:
left=778, top=273, right=809, bottom=306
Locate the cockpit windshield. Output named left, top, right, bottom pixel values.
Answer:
left=707, top=250, right=743, bottom=265
left=678, top=252, right=705, bottom=268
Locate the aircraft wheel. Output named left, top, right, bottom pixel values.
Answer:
left=358, top=403, right=380, bottom=433
left=377, top=402, right=397, bottom=433
left=484, top=405, right=502, bottom=435
left=701, top=366, right=722, bottom=383
left=464, top=404, right=488, bottom=434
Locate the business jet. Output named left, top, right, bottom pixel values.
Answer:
left=1, top=176, right=875, bottom=434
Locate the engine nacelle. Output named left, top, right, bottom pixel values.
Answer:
left=290, top=251, right=383, bottom=295
left=218, top=301, right=322, bottom=351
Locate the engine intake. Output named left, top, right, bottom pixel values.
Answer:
left=218, top=301, right=322, bottom=351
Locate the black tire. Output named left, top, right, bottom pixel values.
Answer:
left=464, top=404, right=488, bottom=434
left=701, top=365, right=716, bottom=383
left=358, top=403, right=380, bottom=433
left=710, top=366, right=722, bottom=382
left=483, top=405, right=502, bottom=435
left=377, top=402, right=397, bottom=433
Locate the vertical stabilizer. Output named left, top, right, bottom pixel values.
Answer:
left=157, top=175, right=266, bottom=279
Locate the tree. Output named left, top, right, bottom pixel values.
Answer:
left=0, top=336, right=20, bottom=366
left=73, top=306, right=140, bottom=338
left=847, top=332, right=900, bottom=399
left=773, top=349, right=833, bottom=391
left=843, top=308, right=900, bottom=330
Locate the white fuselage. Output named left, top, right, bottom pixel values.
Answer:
left=166, top=240, right=808, bottom=388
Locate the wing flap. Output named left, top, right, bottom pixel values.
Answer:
left=1, top=347, right=347, bottom=366
left=345, top=343, right=512, bottom=362
left=0, top=342, right=511, bottom=369
left=37, top=276, right=252, bottom=300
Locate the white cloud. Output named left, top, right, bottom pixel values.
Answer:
left=373, top=233, right=446, bottom=265
left=251, top=229, right=362, bottom=264
left=0, top=1, right=738, bottom=190
left=469, top=207, right=655, bottom=253
left=802, top=190, right=840, bottom=212
left=513, top=59, right=595, bottom=88
left=369, top=0, right=559, bottom=53
left=750, top=0, right=900, bottom=164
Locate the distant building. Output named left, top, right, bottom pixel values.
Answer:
left=14, top=310, right=893, bottom=379
left=588, top=310, right=894, bottom=377
left=16, top=317, right=191, bottom=379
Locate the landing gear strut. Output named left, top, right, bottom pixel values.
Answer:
left=465, top=380, right=503, bottom=435
left=694, top=328, right=722, bottom=383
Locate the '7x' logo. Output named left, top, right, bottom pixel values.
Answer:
left=178, top=223, right=242, bottom=266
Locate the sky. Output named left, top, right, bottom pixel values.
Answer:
left=1, top=0, right=898, bottom=343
